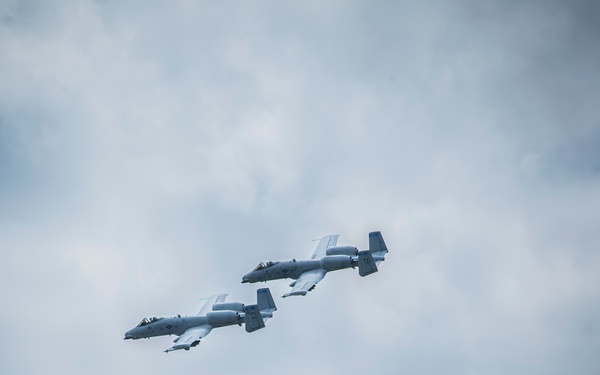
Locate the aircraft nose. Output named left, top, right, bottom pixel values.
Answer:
left=241, top=274, right=251, bottom=283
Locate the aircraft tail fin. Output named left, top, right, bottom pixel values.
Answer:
left=256, top=288, right=277, bottom=313
left=369, top=231, right=388, bottom=268
left=355, top=231, right=389, bottom=276
left=369, top=231, right=388, bottom=258
left=244, top=305, right=265, bottom=333
left=357, top=250, right=378, bottom=276
left=356, top=231, right=388, bottom=276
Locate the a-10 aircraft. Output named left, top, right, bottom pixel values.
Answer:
left=124, top=288, right=277, bottom=352
left=242, top=231, right=388, bottom=298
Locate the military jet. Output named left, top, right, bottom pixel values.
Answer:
left=242, top=231, right=388, bottom=298
left=124, top=288, right=277, bottom=352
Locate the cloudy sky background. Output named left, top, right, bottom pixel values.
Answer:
left=1, top=0, right=599, bottom=373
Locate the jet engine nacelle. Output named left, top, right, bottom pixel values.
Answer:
left=326, top=246, right=359, bottom=256
left=212, top=302, right=245, bottom=312
left=205, top=311, right=240, bottom=327
left=320, top=255, right=353, bottom=272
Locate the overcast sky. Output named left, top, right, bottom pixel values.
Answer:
left=1, top=0, right=600, bottom=374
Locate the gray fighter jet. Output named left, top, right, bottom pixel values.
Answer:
left=124, top=288, right=277, bottom=352
left=242, top=231, right=388, bottom=298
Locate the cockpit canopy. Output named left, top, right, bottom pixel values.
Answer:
left=137, top=317, right=162, bottom=327
left=253, top=261, right=278, bottom=271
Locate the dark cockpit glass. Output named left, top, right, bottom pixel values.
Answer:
left=253, top=261, right=278, bottom=271
left=137, top=317, right=162, bottom=327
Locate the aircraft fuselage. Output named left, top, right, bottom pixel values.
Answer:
left=124, top=312, right=242, bottom=340
left=241, top=255, right=355, bottom=283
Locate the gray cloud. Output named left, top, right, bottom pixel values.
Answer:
left=1, top=0, right=599, bottom=374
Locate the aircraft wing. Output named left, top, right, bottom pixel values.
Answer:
left=310, top=234, right=340, bottom=259
left=165, top=325, right=212, bottom=352
left=197, top=293, right=228, bottom=316
left=283, top=269, right=326, bottom=298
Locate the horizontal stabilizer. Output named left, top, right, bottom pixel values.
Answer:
left=358, top=250, right=378, bottom=277
left=244, top=305, right=265, bottom=333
